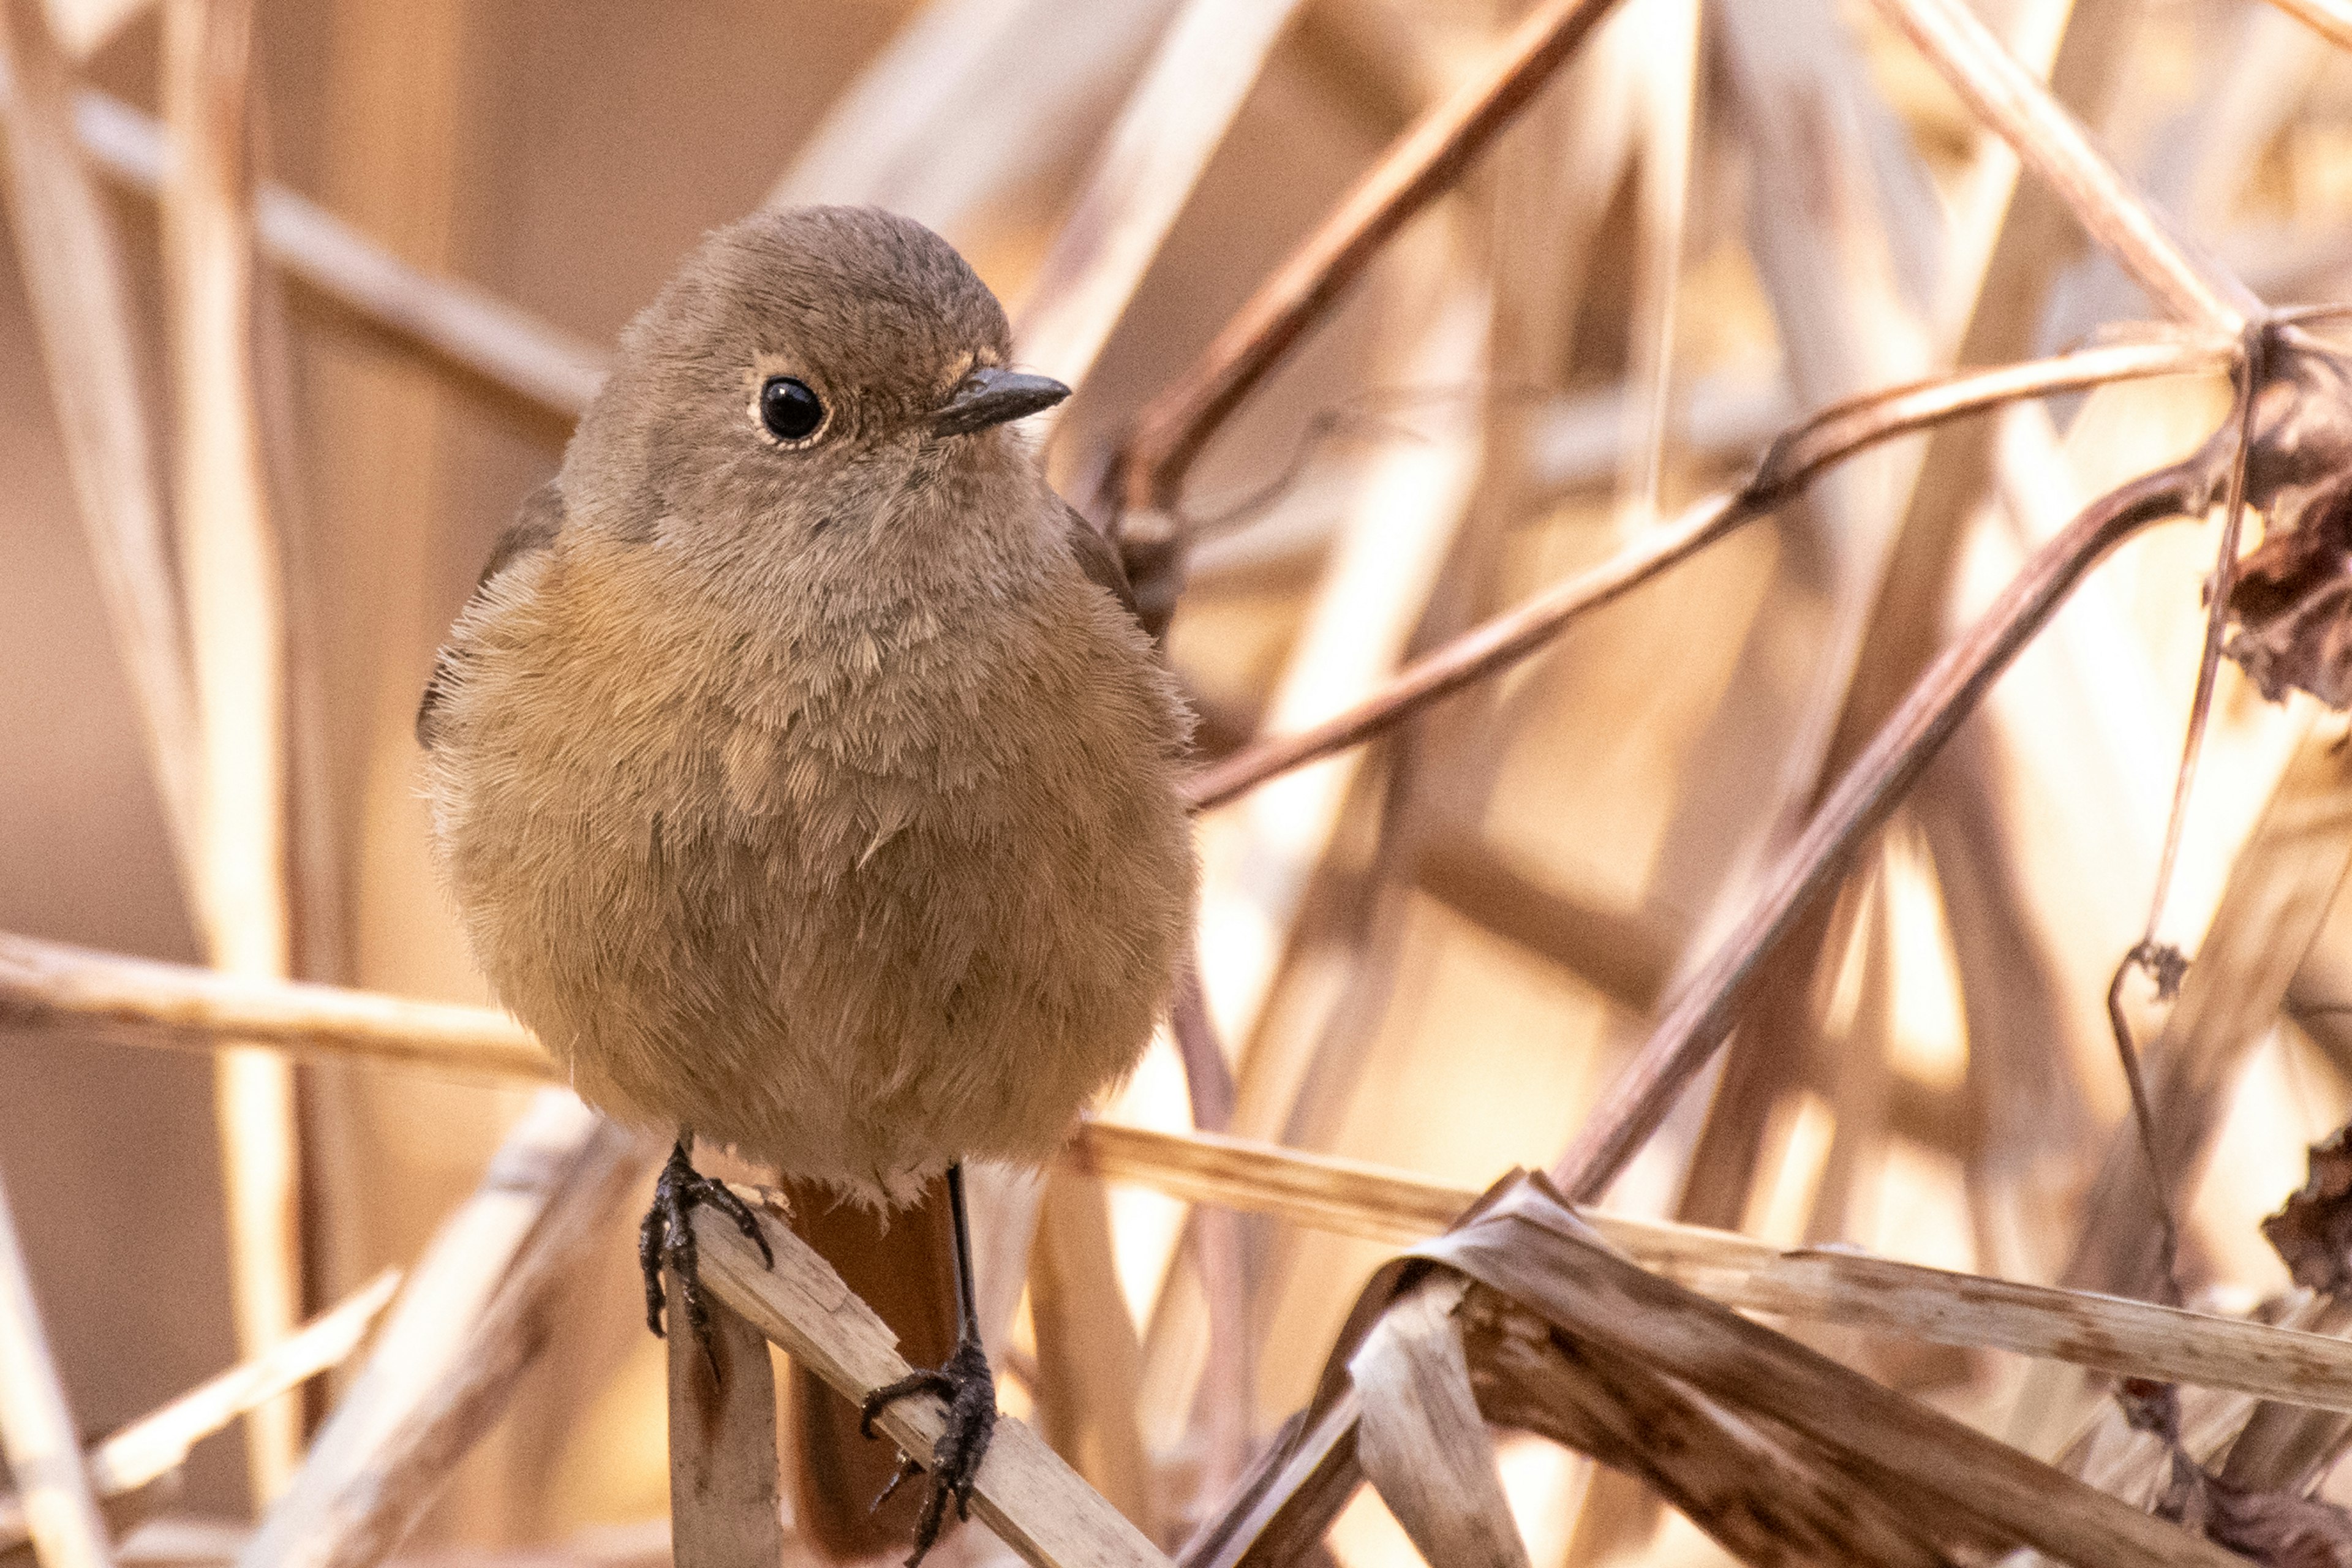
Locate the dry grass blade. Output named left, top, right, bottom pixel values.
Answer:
left=1118, top=0, right=1624, bottom=514
left=1349, top=1278, right=1529, bottom=1568
left=664, top=1289, right=778, bottom=1568
left=233, top=1093, right=617, bottom=1568
left=0, top=1273, right=400, bottom=1555
left=688, top=1202, right=1170, bottom=1568
left=0, top=0, right=198, bottom=868
left=1014, top=0, right=1306, bottom=394
left=1866, top=0, right=2257, bottom=333
left=1463, top=1288, right=1958, bottom=1567
left=1185, top=339, right=2226, bottom=811
left=1450, top=1184, right=2245, bottom=1567
left=0, top=1165, right=115, bottom=1568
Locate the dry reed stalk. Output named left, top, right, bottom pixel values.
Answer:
left=1027, top=1172, right=1154, bottom=1536
left=688, top=1203, right=1169, bottom=1568
left=1610, top=0, right=1698, bottom=527
left=160, top=0, right=303, bottom=1501
left=0, top=0, right=198, bottom=870
left=1013, top=0, right=1307, bottom=398
left=1185, top=336, right=2228, bottom=810
left=0, top=1166, right=114, bottom=1568
left=766, top=0, right=1179, bottom=238
left=1549, top=450, right=2225, bottom=1203
left=1411, top=825, right=1680, bottom=1013
left=1198, top=1176, right=2254, bottom=1567
left=233, top=1093, right=619, bottom=1568
left=1868, top=0, right=2256, bottom=334
left=664, top=1286, right=778, bottom=1568
left=0, top=1275, right=400, bottom=1556
left=297, top=1124, right=646, bottom=1568
left=1117, top=0, right=1624, bottom=517
left=1189, top=214, right=1487, bottom=1061
left=2064, top=720, right=2352, bottom=1303
left=29, top=943, right=2352, bottom=1414
left=1072, top=1120, right=2352, bottom=1411
left=67, top=92, right=607, bottom=420
left=0, top=930, right=550, bottom=1080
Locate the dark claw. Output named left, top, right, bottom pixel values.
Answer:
left=858, top=1338, right=997, bottom=1567
left=638, top=1140, right=774, bottom=1368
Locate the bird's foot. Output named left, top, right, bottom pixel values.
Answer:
left=861, top=1336, right=997, bottom=1567
left=638, top=1140, right=772, bottom=1362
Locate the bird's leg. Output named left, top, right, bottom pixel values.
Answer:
left=859, top=1161, right=998, bottom=1566
left=639, top=1136, right=772, bottom=1365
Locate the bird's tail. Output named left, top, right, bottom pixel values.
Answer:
left=782, top=1174, right=960, bottom=1559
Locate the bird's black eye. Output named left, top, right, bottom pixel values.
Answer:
left=759, top=376, right=825, bottom=442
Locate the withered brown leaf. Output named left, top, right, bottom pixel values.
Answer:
left=2261, top=1126, right=2352, bottom=1295
left=2226, top=346, right=2352, bottom=709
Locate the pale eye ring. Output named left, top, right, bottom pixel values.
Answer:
left=758, top=375, right=826, bottom=442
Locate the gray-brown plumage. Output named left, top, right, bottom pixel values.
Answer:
left=418, top=205, right=1195, bottom=1558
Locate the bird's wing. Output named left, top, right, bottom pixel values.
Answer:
left=1060, top=497, right=1142, bottom=622
left=415, top=480, right=567, bottom=748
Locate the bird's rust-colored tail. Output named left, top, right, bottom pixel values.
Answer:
left=782, top=1174, right=961, bottom=1559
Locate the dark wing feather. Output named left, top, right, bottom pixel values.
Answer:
left=1061, top=497, right=1142, bottom=623
left=415, top=481, right=565, bottom=748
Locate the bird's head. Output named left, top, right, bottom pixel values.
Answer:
left=566, top=206, right=1068, bottom=549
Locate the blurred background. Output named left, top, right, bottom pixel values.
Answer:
left=9, top=0, right=2352, bottom=1563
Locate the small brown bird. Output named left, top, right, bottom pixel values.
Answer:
left=418, top=206, right=1196, bottom=1558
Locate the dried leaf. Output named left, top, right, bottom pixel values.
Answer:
left=2224, top=347, right=2352, bottom=707
left=2264, top=1127, right=2352, bottom=1294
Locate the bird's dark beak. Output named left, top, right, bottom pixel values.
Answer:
left=930, top=366, right=1071, bottom=437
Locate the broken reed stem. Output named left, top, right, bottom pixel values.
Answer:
left=1866, top=0, right=2256, bottom=334
left=1551, top=452, right=2224, bottom=1200
left=0, top=1163, right=115, bottom=1568
left=1118, top=0, right=1626, bottom=515
left=1183, top=336, right=2226, bottom=810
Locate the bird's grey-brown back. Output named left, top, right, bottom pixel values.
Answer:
left=421, top=207, right=1194, bottom=1204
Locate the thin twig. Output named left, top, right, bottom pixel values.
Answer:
left=1184, top=337, right=2228, bottom=811
left=1117, top=0, right=1627, bottom=516
left=1866, top=0, right=2259, bottom=334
